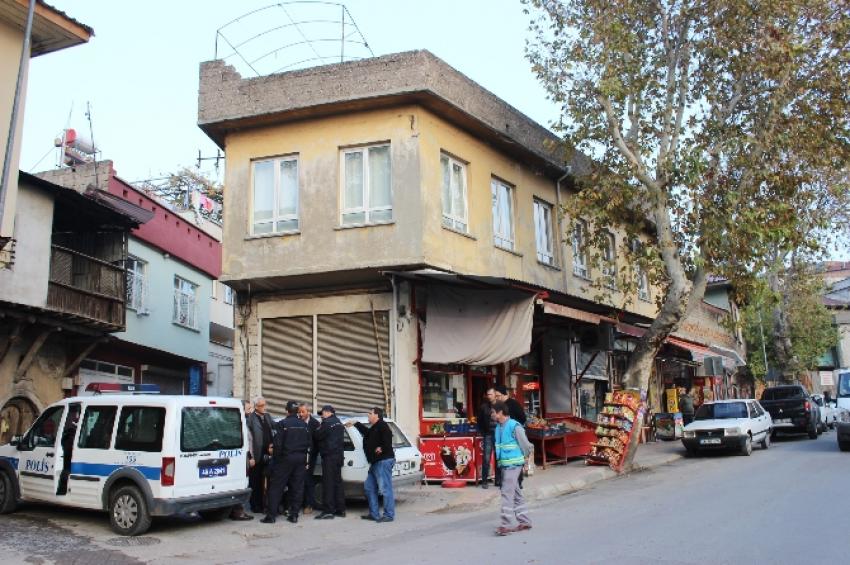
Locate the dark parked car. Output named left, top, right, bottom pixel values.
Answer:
left=760, top=385, right=820, bottom=440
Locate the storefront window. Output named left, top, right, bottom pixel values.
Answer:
left=422, top=369, right=466, bottom=419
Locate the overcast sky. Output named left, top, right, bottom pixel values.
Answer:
left=20, top=0, right=560, bottom=184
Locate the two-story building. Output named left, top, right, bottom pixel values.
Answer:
left=36, top=161, right=224, bottom=396
left=198, top=50, right=744, bottom=441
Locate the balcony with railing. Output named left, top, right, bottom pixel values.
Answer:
left=47, top=244, right=126, bottom=330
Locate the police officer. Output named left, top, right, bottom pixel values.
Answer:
left=261, top=400, right=311, bottom=524
left=314, top=404, right=346, bottom=519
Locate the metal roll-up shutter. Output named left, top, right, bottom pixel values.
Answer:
left=261, top=316, right=314, bottom=417
left=317, top=311, right=389, bottom=414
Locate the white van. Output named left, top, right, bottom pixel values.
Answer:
left=0, top=385, right=249, bottom=535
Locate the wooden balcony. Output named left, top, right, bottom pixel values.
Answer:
left=46, top=245, right=126, bottom=331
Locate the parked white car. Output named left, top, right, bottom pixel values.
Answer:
left=0, top=385, right=249, bottom=536
left=811, top=394, right=833, bottom=431
left=280, top=415, right=422, bottom=499
left=681, top=399, right=773, bottom=456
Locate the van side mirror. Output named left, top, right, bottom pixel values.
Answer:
left=9, top=435, right=22, bottom=447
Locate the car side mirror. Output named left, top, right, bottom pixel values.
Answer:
left=9, top=435, right=22, bottom=447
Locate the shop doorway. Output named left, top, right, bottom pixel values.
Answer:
left=0, top=397, right=38, bottom=444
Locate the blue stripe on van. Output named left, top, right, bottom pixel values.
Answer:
left=70, top=462, right=161, bottom=481
left=0, top=456, right=18, bottom=470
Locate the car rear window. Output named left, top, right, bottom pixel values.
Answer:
left=115, top=406, right=165, bottom=452
left=761, top=387, right=804, bottom=401
left=181, top=407, right=243, bottom=452
left=695, top=402, right=748, bottom=420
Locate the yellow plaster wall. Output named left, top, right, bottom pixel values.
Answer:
left=221, top=106, right=426, bottom=283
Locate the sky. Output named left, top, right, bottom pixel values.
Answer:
left=20, top=0, right=561, bottom=185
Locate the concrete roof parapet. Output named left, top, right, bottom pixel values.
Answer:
left=197, top=50, right=592, bottom=179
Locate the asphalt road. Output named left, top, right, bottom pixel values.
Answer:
left=1, top=430, right=846, bottom=564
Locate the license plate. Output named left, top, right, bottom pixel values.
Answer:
left=700, top=438, right=721, bottom=445
left=392, top=461, right=411, bottom=476
left=199, top=465, right=227, bottom=478
left=776, top=418, right=791, bottom=424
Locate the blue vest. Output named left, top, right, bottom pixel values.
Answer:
left=495, top=418, right=525, bottom=468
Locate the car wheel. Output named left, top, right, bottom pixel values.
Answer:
left=818, top=423, right=824, bottom=435
left=761, top=432, right=770, bottom=450
left=198, top=507, right=231, bottom=521
left=740, top=434, right=753, bottom=456
left=840, top=441, right=850, bottom=452
left=808, top=425, right=818, bottom=440
left=109, top=485, right=152, bottom=536
left=0, top=472, right=18, bottom=514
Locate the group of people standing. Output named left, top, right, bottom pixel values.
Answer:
left=478, top=385, right=533, bottom=536
left=240, top=398, right=395, bottom=525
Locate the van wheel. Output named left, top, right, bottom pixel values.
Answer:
left=198, top=507, right=231, bottom=521
left=109, top=485, right=151, bottom=536
left=0, top=472, right=18, bottom=514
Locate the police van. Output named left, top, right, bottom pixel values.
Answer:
left=0, top=384, right=249, bottom=535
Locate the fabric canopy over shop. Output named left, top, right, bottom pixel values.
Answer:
left=421, top=286, right=535, bottom=365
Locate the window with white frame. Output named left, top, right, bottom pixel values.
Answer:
left=223, top=285, right=234, bottom=305
left=173, top=276, right=199, bottom=329
left=252, top=156, right=299, bottom=235
left=533, top=199, right=555, bottom=265
left=602, top=231, right=617, bottom=288
left=126, top=256, right=147, bottom=312
left=491, top=179, right=515, bottom=250
left=631, top=238, right=651, bottom=301
left=572, top=220, right=590, bottom=278
left=340, top=144, right=392, bottom=225
left=441, top=154, right=468, bottom=232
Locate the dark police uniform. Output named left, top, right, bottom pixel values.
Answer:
left=264, top=408, right=311, bottom=523
left=314, top=413, right=346, bottom=516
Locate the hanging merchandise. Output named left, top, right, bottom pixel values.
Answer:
left=586, top=389, right=645, bottom=472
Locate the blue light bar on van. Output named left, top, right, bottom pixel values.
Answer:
left=85, top=383, right=160, bottom=394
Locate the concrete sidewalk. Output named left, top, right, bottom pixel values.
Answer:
left=396, top=440, right=684, bottom=515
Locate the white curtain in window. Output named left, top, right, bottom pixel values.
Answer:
left=441, top=156, right=452, bottom=217
left=534, top=201, right=553, bottom=259
left=451, top=162, right=465, bottom=222
left=279, top=160, right=298, bottom=216
left=492, top=181, right=513, bottom=246
left=368, top=146, right=391, bottom=208
left=344, top=152, right=364, bottom=209
left=253, top=161, right=274, bottom=223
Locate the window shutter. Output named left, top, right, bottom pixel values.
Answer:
left=317, top=311, right=389, bottom=414
left=261, top=316, right=314, bottom=417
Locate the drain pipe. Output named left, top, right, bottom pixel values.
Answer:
left=0, top=0, right=37, bottom=240
left=555, top=167, right=572, bottom=285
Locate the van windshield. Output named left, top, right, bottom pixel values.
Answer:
left=181, top=407, right=243, bottom=452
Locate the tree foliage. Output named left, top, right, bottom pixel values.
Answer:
left=741, top=266, right=838, bottom=381
left=524, top=0, right=849, bottom=468
left=135, top=167, right=223, bottom=222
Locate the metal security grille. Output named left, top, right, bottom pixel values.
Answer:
left=317, top=311, right=389, bottom=414
left=261, top=316, right=314, bottom=417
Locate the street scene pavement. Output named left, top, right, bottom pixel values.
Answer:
left=1, top=433, right=845, bottom=565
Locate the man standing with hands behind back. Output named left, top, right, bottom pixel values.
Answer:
left=248, top=397, right=274, bottom=513
left=314, top=404, right=346, bottom=519
left=346, top=407, right=395, bottom=523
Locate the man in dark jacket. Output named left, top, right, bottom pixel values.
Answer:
left=346, top=407, right=395, bottom=522
left=299, top=403, right=321, bottom=514
left=494, top=385, right=527, bottom=425
left=248, top=397, right=275, bottom=513
left=262, top=400, right=311, bottom=524
left=477, top=387, right=496, bottom=489
left=314, top=404, right=346, bottom=519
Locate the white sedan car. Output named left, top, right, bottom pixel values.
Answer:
left=681, top=399, right=773, bottom=456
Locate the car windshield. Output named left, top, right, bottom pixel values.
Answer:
left=694, top=402, right=747, bottom=420
left=838, top=373, right=850, bottom=398
left=761, top=387, right=803, bottom=401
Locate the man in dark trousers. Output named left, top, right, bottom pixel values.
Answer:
left=314, top=404, right=346, bottom=520
left=261, top=400, right=311, bottom=524
left=477, top=387, right=496, bottom=489
left=57, top=404, right=80, bottom=496
left=299, top=403, right=321, bottom=514
left=248, top=397, right=275, bottom=513
left=345, top=407, right=395, bottom=522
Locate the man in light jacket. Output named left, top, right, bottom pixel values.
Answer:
left=492, top=400, right=532, bottom=536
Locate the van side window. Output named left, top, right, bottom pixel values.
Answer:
left=23, top=406, right=65, bottom=450
left=115, top=407, right=165, bottom=452
left=78, top=406, right=118, bottom=450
